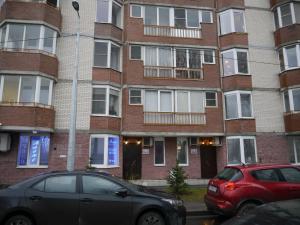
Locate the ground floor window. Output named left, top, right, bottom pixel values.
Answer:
left=154, top=138, right=165, bottom=166
left=177, top=137, right=189, bottom=166
left=289, top=136, right=300, bottom=164
left=17, top=134, right=50, bottom=167
left=227, top=136, right=257, bottom=165
left=90, top=135, right=119, bottom=168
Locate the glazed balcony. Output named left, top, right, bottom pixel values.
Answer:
left=0, top=0, right=62, bottom=30
left=144, top=112, right=206, bottom=125
left=144, top=25, right=201, bottom=39
left=144, top=66, right=203, bottom=80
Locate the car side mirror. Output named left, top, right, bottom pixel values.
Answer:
left=115, top=188, right=128, bottom=198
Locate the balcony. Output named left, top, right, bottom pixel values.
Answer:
left=144, top=112, right=206, bottom=125
left=144, top=25, right=201, bottom=39
left=144, top=66, right=203, bottom=80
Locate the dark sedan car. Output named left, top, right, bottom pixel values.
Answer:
left=0, top=171, right=186, bottom=225
left=221, top=199, right=300, bottom=225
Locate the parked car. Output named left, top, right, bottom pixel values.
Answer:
left=221, top=199, right=300, bottom=225
left=0, top=171, right=186, bottom=225
left=204, top=164, right=300, bottom=216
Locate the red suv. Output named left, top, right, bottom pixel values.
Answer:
left=204, top=164, right=300, bottom=216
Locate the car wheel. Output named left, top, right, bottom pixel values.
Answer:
left=237, top=202, right=258, bottom=216
left=4, top=215, right=33, bottom=225
left=137, top=211, right=165, bottom=225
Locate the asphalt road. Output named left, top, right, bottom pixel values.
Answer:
left=186, top=214, right=228, bottom=225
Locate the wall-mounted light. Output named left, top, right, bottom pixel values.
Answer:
left=124, top=140, right=128, bottom=145
left=137, top=140, right=141, bottom=145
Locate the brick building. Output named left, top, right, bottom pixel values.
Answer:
left=0, top=0, right=299, bottom=184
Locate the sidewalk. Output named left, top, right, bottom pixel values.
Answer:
left=185, top=201, right=208, bottom=216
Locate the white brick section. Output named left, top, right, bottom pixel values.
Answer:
left=245, top=0, right=270, bottom=8
left=54, top=82, right=92, bottom=130
left=253, top=90, right=285, bottom=132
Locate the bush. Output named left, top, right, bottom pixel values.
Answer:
left=167, top=161, right=188, bottom=197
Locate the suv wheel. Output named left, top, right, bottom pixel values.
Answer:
left=237, top=202, right=258, bottom=216
left=5, top=215, right=33, bottom=225
left=137, top=211, right=165, bottom=225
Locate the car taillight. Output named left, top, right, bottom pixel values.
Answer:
left=225, top=182, right=237, bottom=191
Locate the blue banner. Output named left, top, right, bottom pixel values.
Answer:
left=40, top=136, right=50, bottom=165
left=108, top=137, right=119, bottom=166
left=29, top=136, right=40, bottom=165
left=17, top=136, right=30, bottom=166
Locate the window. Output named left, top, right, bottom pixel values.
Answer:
left=251, top=169, right=280, bottom=182
left=17, top=135, right=50, bottom=167
left=203, top=49, right=215, bottom=64
left=45, top=176, right=76, bottom=193
left=202, top=10, right=213, bottom=23
left=154, top=138, right=165, bottom=166
left=129, top=89, right=142, bottom=105
left=283, top=89, right=300, bottom=112
left=225, top=91, right=253, bottom=119
left=92, top=86, right=120, bottom=116
left=177, top=137, right=188, bottom=166
left=279, top=44, right=300, bottom=71
left=131, top=5, right=142, bottom=18
left=280, top=168, right=300, bottom=183
left=227, top=136, right=257, bottom=165
left=176, top=91, right=204, bottom=113
left=219, top=9, right=246, bottom=35
left=90, top=135, right=119, bottom=168
left=130, top=45, right=142, bottom=60
left=1, top=23, right=57, bottom=54
left=0, top=75, right=53, bottom=105
left=94, top=41, right=121, bottom=71
left=96, top=0, right=122, bottom=28
left=289, top=137, right=300, bottom=164
left=82, top=176, right=122, bottom=195
left=144, top=90, right=172, bottom=112
left=222, top=49, right=249, bottom=76
left=176, top=48, right=202, bottom=79
left=206, top=92, right=217, bottom=107
left=274, top=3, right=300, bottom=29
left=187, top=9, right=199, bottom=28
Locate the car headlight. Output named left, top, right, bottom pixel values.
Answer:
left=161, top=198, right=183, bottom=208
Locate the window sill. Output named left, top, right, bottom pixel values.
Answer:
left=90, top=165, right=120, bottom=169
left=93, top=66, right=122, bottom=73
left=0, top=47, right=56, bottom=57
left=17, top=166, right=48, bottom=169
left=219, top=32, right=248, bottom=37
left=280, top=67, right=300, bottom=74
left=223, top=73, right=251, bottom=77
left=91, top=114, right=121, bottom=119
left=94, top=22, right=123, bottom=30
left=225, top=117, right=255, bottom=121
left=284, top=111, right=300, bottom=115
left=179, top=164, right=189, bottom=167
left=154, top=164, right=166, bottom=167
left=0, top=102, right=53, bottom=109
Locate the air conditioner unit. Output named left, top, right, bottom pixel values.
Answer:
left=0, top=134, right=12, bottom=152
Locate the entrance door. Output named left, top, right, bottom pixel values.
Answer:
left=200, top=146, right=217, bottom=179
left=123, top=143, right=142, bottom=180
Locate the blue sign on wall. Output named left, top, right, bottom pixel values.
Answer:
left=108, top=137, right=119, bottom=166
left=17, top=136, right=30, bottom=166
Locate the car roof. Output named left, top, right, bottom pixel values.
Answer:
left=225, top=164, right=298, bottom=171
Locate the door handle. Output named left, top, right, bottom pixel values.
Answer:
left=80, top=198, right=93, bottom=203
left=30, top=196, right=42, bottom=201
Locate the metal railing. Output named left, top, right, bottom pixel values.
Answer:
left=144, top=112, right=206, bottom=125
left=144, top=25, right=201, bottom=39
left=144, top=66, right=203, bottom=80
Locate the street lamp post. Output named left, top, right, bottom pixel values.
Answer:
left=67, top=0, right=80, bottom=171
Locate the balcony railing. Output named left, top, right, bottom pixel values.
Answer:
left=144, top=112, right=206, bottom=125
left=144, top=25, right=201, bottom=39
left=144, top=66, right=203, bottom=80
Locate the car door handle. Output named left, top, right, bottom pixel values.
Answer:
left=80, top=198, right=93, bottom=203
left=30, top=196, right=42, bottom=201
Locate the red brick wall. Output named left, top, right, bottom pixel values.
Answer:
left=92, top=68, right=122, bottom=84
left=220, top=33, right=249, bottom=49
left=222, top=75, right=252, bottom=91
left=225, top=119, right=256, bottom=134
left=217, top=0, right=245, bottom=10
left=274, top=24, right=300, bottom=47
left=284, top=113, right=300, bottom=133
left=94, top=23, right=123, bottom=42
left=279, top=69, right=300, bottom=88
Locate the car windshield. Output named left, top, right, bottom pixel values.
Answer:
left=216, top=168, right=243, bottom=181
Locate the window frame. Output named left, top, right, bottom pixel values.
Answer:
left=94, top=40, right=122, bottom=71
left=96, top=0, right=123, bottom=28
left=89, top=134, right=120, bottom=168
left=130, top=45, right=142, bottom=60
left=177, top=137, right=189, bottom=166
left=221, top=48, right=250, bottom=76
left=275, top=3, right=297, bottom=28
left=144, top=90, right=174, bottom=112
left=1, top=23, right=57, bottom=54
left=130, top=4, right=143, bottom=18
left=290, top=137, right=300, bottom=165
left=129, top=89, right=142, bottom=105
left=224, top=90, right=254, bottom=120
left=281, top=44, right=300, bottom=71
left=205, top=91, right=217, bottom=107
left=227, top=136, right=257, bottom=165
left=92, top=85, right=121, bottom=117
left=283, top=88, right=300, bottom=112
left=154, top=137, right=165, bottom=166
left=202, top=49, right=216, bottom=64
left=219, top=9, right=246, bottom=35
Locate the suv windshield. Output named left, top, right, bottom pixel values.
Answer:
left=216, top=168, right=243, bottom=181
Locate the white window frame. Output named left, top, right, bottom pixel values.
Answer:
left=91, top=85, right=121, bottom=117
left=221, top=48, right=250, bottom=76
left=154, top=137, right=165, bottom=166
left=0, top=75, right=53, bottom=105
left=177, top=137, right=189, bottom=166
left=175, top=90, right=205, bottom=113
left=276, top=3, right=297, bottom=28
left=175, top=48, right=202, bottom=69
left=96, top=0, right=123, bottom=28
left=219, top=9, right=246, bottom=35
left=89, top=134, right=120, bottom=168
left=144, top=90, right=174, bottom=112
left=129, top=45, right=142, bottom=60
left=17, top=133, right=50, bottom=169
left=202, top=49, right=216, bottom=64
left=283, top=88, right=300, bottom=112
left=129, top=89, right=142, bottom=105
left=130, top=4, right=143, bottom=18
left=201, top=10, right=213, bottom=24
left=226, top=136, right=257, bottom=165
left=224, top=90, right=254, bottom=120
left=205, top=91, right=217, bottom=107
left=281, top=44, right=300, bottom=71
left=291, top=137, right=300, bottom=165
left=94, top=40, right=122, bottom=72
